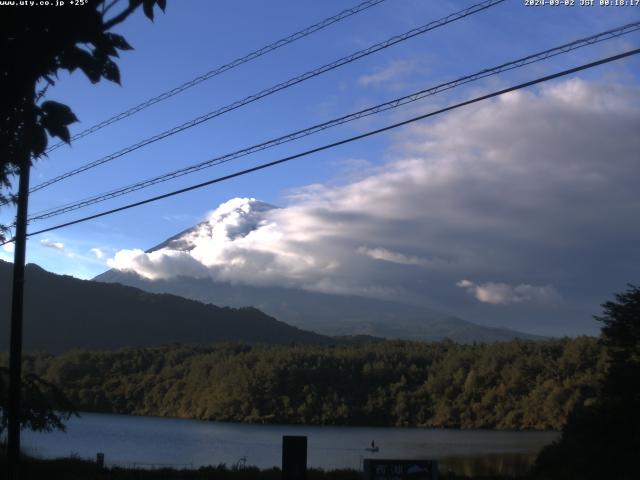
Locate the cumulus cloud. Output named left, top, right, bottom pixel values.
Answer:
left=108, top=248, right=210, bottom=280
left=107, top=78, right=640, bottom=333
left=40, top=239, right=65, bottom=251
left=108, top=198, right=341, bottom=289
left=90, top=248, right=105, bottom=259
left=457, top=279, right=560, bottom=305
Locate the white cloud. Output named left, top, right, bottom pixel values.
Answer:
left=40, top=239, right=65, bottom=251
left=90, top=248, right=105, bottom=259
left=0, top=241, right=14, bottom=262
left=358, top=246, right=433, bottom=267
left=358, top=59, right=416, bottom=87
left=108, top=78, right=640, bottom=331
left=108, top=198, right=340, bottom=288
left=457, top=279, right=560, bottom=305
left=108, top=248, right=209, bottom=280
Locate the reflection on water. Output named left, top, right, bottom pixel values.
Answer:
left=22, top=412, right=557, bottom=475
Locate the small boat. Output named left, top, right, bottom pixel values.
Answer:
left=365, top=440, right=379, bottom=453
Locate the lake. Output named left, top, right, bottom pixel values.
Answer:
left=21, top=412, right=558, bottom=475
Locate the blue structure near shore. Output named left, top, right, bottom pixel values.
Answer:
left=364, top=459, right=439, bottom=480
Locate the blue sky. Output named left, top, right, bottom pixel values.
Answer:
left=2, top=0, right=639, bottom=335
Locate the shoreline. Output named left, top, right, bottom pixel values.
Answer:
left=68, top=410, right=562, bottom=434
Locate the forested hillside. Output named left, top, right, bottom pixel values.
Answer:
left=0, top=261, right=331, bottom=352
left=7, top=337, right=605, bottom=430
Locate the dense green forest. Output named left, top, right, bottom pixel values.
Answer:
left=3, top=337, right=605, bottom=431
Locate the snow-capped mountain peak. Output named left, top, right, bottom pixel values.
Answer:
left=148, top=198, right=276, bottom=253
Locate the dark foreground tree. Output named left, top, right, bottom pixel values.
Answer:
left=0, top=366, right=77, bottom=438
left=0, top=0, right=167, bottom=456
left=0, top=0, right=167, bottom=240
left=531, top=285, right=640, bottom=480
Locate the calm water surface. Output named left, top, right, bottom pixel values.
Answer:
left=22, top=412, right=557, bottom=473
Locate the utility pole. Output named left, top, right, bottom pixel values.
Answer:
left=8, top=156, right=31, bottom=480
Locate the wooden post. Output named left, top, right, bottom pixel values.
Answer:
left=7, top=159, right=31, bottom=480
left=96, top=452, right=105, bottom=470
left=282, top=435, right=307, bottom=480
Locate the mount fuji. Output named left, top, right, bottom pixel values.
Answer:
left=95, top=198, right=540, bottom=343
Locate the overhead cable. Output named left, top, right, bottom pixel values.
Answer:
left=44, top=0, right=390, bottom=153
left=30, top=0, right=505, bottom=193
left=27, top=21, right=640, bottom=222
left=3, top=47, right=633, bottom=244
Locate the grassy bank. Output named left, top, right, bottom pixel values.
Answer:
left=0, top=453, right=529, bottom=480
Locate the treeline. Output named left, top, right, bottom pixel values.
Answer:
left=6, top=337, right=605, bottom=430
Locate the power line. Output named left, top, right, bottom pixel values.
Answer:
left=29, top=0, right=505, bottom=194
left=43, top=0, right=389, bottom=154
left=6, top=48, right=635, bottom=244
left=27, top=21, right=640, bottom=222
left=33, top=0, right=503, bottom=191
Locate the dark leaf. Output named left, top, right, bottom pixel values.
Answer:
left=157, top=0, right=166, bottom=11
left=32, top=125, right=48, bottom=156
left=44, top=123, right=71, bottom=144
left=81, top=68, right=101, bottom=83
left=95, top=39, right=119, bottom=58
left=81, top=65, right=102, bottom=83
left=41, top=101, right=78, bottom=126
left=143, top=0, right=155, bottom=21
left=59, top=46, right=102, bottom=83
left=106, top=32, right=133, bottom=51
left=101, top=58, right=121, bottom=85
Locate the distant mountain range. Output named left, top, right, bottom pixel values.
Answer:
left=95, top=269, right=541, bottom=343
left=0, top=260, right=331, bottom=353
left=0, top=255, right=540, bottom=355
left=92, top=203, right=541, bottom=344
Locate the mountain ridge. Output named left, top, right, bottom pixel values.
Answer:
left=95, top=197, right=544, bottom=343
left=95, top=268, right=543, bottom=343
left=0, top=260, right=333, bottom=353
